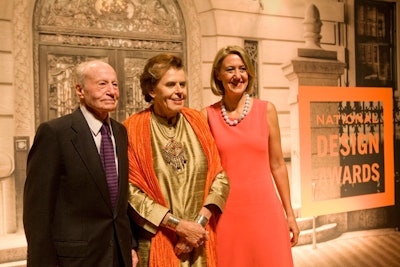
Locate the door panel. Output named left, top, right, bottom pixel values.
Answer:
left=116, top=50, right=183, bottom=121
left=39, top=45, right=114, bottom=122
left=116, top=50, right=157, bottom=121
left=39, top=46, right=181, bottom=122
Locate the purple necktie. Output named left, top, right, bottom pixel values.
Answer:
left=100, top=122, right=118, bottom=209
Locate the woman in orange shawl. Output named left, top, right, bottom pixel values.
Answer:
left=123, top=54, right=229, bottom=267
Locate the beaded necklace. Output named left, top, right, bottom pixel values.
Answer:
left=221, top=93, right=250, bottom=126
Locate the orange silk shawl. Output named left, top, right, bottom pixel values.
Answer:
left=123, top=107, right=223, bottom=267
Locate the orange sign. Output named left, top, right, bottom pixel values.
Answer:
left=299, top=86, right=394, bottom=217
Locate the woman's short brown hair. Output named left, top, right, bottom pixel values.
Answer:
left=210, top=45, right=255, bottom=96
left=140, top=53, right=185, bottom=102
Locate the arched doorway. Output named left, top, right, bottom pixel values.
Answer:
left=34, top=0, right=186, bottom=123
left=6, top=0, right=201, bottom=236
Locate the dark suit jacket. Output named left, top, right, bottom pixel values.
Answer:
left=23, top=108, right=134, bottom=267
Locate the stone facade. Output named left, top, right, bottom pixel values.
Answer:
left=0, top=0, right=399, bottom=264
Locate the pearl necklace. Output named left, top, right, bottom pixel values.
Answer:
left=221, top=94, right=250, bottom=126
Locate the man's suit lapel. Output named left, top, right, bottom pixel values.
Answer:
left=70, top=109, right=113, bottom=210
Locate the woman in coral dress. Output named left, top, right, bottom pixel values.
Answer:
left=202, top=46, right=299, bottom=267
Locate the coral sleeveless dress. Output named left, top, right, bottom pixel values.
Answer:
left=206, top=99, right=294, bottom=267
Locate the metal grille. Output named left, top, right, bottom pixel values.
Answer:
left=338, top=101, right=384, bottom=197
left=244, top=40, right=258, bottom=97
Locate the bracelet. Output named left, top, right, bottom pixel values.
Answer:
left=195, top=215, right=208, bottom=227
left=165, top=215, right=180, bottom=231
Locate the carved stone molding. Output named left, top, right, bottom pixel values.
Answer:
left=36, top=0, right=182, bottom=37
left=39, top=33, right=183, bottom=51
left=177, top=0, right=202, bottom=110
left=13, top=0, right=36, bottom=135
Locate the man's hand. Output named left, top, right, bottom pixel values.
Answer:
left=132, top=249, right=139, bottom=267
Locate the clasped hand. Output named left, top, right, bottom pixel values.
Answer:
left=173, top=219, right=208, bottom=256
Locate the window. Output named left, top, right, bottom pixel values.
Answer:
left=355, top=0, right=396, bottom=88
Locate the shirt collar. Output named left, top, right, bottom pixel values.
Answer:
left=80, top=105, right=108, bottom=136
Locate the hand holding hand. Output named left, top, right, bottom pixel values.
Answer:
left=174, top=238, right=192, bottom=256
left=175, top=219, right=209, bottom=248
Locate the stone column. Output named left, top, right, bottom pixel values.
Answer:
left=281, top=4, right=345, bottom=212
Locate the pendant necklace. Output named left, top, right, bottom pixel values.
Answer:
left=153, top=113, right=187, bottom=173
left=221, top=93, right=250, bottom=126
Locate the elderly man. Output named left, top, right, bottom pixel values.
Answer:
left=23, top=60, right=138, bottom=267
